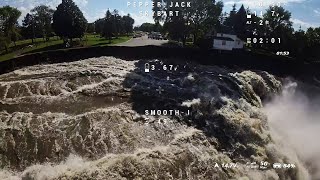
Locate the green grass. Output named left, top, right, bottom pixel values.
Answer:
left=10, top=37, right=60, bottom=47
left=84, top=35, right=131, bottom=47
left=0, top=34, right=132, bottom=62
left=0, top=38, right=63, bottom=62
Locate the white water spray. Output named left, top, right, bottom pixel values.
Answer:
left=264, top=81, right=320, bottom=179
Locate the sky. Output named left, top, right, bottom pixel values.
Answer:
left=0, top=0, right=319, bottom=30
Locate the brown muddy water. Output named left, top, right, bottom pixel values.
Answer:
left=0, top=56, right=317, bottom=180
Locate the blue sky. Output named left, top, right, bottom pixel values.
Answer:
left=1, top=0, right=319, bottom=29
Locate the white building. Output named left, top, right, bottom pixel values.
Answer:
left=213, top=33, right=244, bottom=51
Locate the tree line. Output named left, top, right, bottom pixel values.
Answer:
left=1, top=0, right=319, bottom=62
left=0, top=6, right=21, bottom=52
left=134, top=23, right=162, bottom=33
left=94, top=10, right=134, bottom=42
left=0, top=0, right=134, bottom=53
left=151, top=0, right=320, bottom=62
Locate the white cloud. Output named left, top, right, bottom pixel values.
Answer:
left=17, top=3, right=36, bottom=22
left=17, top=6, right=28, bottom=20
left=14, top=0, right=90, bottom=23
left=84, top=9, right=154, bottom=25
left=129, top=12, right=154, bottom=26
left=10, top=0, right=156, bottom=25
left=46, top=0, right=61, bottom=9
left=119, top=10, right=154, bottom=26
left=74, top=0, right=88, bottom=7
left=291, top=18, right=320, bottom=29
left=314, top=9, right=320, bottom=16
left=89, top=8, right=109, bottom=22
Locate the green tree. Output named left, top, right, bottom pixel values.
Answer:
left=153, top=0, right=223, bottom=46
left=11, top=27, right=21, bottom=46
left=165, top=16, right=188, bottom=44
left=291, top=28, right=307, bottom=58
left=86, top=23, right=95, bottom=33
left=112, top=10, right=122, bottom=38
left=263, top=6, right=293, bottom=36
left=138, top=23, right=155, bottom=32
left=31, top=5, right=55, bottom=41
left=223, top=3, right=237, bottom=29
left=246, top=10, right=265, bottom=36
left=234, top=5, right=247, bottom=40
left=222, top=4, right=248, bottom=40
left=122, top=14, right=134, bottom=35
left=304, top=27, right=320, bottom=61
left=0, top=32, right=10, bottom=53
left=22, top=13, right=38, bottom=43
left=96, top=9, right=132, bottom=39
left=154, top=22, right=163, bottom=33
left=306, top=27, right=320, bottom=46
left=52, top=0, right=87, bottom=44
left=0, top=6, right=21, bottom=52
left=189, top=0, right=223, bottom=43
left=162, top=0, right=191, bottom=45
left=103, top=10, right=114, bottom=42
left=94, top=18, right=105, bottom=34
left=263, top=6, right=293, bottom=50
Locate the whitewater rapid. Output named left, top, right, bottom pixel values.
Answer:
left=0, top=56, right=316, bottom=179
left=264, top=81, right=320, bottom=180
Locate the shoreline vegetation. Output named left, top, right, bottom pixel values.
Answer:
left=0, top=35, right=132, bottom=62
left=0, top=0, right=135, bottom=62
left=1, top=0, right=320, bottom=64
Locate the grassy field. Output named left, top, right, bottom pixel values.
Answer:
left=85, top=35, right=131, bottom=46
left=10, top=37, right=60, bottom=47
left=0, top=34, right=132, bottom=62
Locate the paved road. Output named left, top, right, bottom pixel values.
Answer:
left=116, top=35, right=168, bottom=47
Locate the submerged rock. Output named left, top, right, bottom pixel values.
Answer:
left=0, top=57, right=310, bottom=179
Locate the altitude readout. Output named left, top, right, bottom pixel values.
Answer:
left=145, top=63, right=178, bottom=73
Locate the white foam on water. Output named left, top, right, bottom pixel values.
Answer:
left=0, top=56, right=317, bottom=179
left=181, top=98, right=201, bottom=107
left=264, top=81, right=320, bottom=179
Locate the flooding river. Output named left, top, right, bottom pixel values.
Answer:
left=0, top=56, right=316, bottom=179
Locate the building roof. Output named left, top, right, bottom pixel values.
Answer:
left=213, top=36, right=234, bottom=41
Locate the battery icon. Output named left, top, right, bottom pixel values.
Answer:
left=145, top=63, right=150, bottom=73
